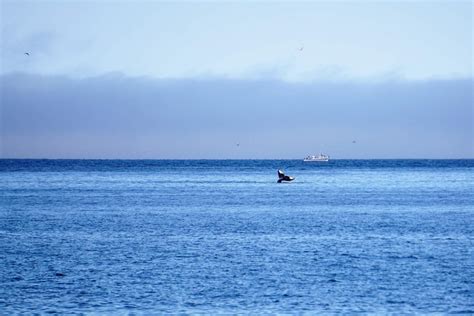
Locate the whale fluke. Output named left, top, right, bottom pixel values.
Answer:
left=277, top=169, right=295, bottom=183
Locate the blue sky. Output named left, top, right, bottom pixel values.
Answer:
left=1, top=1, right=473, bottom=158
left=2, top=1, right=472, bottom=81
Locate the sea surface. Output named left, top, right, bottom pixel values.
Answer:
left=1, top=159, right=473, bottom=314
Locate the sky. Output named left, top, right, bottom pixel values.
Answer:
left=0, top=0, right=473, bottom=158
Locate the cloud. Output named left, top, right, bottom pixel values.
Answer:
left=1, top=73, right=472, bottom=158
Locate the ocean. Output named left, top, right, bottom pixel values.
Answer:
left=1, top=159, right=473, bottom=314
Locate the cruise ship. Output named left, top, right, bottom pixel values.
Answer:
left=303, top=153, right=330, bottom=162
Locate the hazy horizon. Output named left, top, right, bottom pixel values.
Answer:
left=1, top=1, right=472, bottom=159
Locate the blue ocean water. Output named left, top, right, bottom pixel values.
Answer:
left=1, top=159, right=473, bottom=314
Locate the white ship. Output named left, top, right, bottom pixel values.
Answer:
left=303, top=153, right=329, bottom=162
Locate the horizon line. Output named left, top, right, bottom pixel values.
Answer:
left=1, top=157, right=473, bottom=161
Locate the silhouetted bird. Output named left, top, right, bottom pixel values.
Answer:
left=24, top=52, right=30, bottom=56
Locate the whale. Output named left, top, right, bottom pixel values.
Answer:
left=277, top=169, right=295, bottom=183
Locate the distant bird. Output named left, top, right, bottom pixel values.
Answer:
left=277, top=169, right=295, bottom=183
left=236, top=143, right=240, bottom=147
left=299, top=46, right=304, bottom=51
left=352, top=140, right=357, bottom=143
left=24, top=52, right=30, bottom=56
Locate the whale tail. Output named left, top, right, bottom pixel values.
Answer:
left=277, top=169, right=295, bottom=183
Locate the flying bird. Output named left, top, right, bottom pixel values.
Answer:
left=299, top=46, right=304, bottom=51
left=24, top=52, right=30, bottom=56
